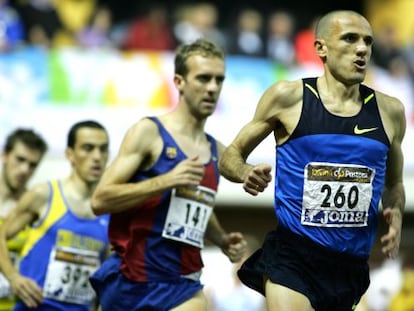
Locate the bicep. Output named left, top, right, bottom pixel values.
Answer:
left=385, top=99, right=406, bottom=187
left=385, top=139, right=404, bottom=187
left=98, top=120, right=157, bottom=186
left=230, top=81, right=297, bottom=157
left=2, top=186, right=48, bottom=239
left=231, top=93, right=277, bottom=158
left=2, top=208, right=34, bottom=240
left=98, top=152, right=144, bottom=186
left=231, top=119, right=273, bottom=159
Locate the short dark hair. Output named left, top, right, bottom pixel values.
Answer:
left=3, top=128, right=48, bottom=154
left=315, top=10, right=366, bottom=39
left=67, top=120, right=107, bottom=148
left=174, top=38, right=225, bottom=77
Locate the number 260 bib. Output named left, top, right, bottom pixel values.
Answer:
left=301, top=162, right=375, bottom=227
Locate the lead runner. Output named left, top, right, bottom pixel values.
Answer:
left=218, top=10, right=406, bottom=311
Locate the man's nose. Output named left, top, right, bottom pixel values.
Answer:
left=356, top=39, right=369, bottom=55
left=207, top=79, right=220, bottom=92
left=19, top=161, right=32, bottom=175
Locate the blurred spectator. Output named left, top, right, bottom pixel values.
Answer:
left=294, top=16, right=322, bottom=67
left=389, top=268, right=414, bottom=311
left=402, top=35, right=414, bottom=124
left=205, top=235, right=265, bottom=311
left=266, top=10, right=295, bottom=66
left=122, top=2, right=174, bottom=51
left=0, top=0, right=25, bottom=51
left=226, top=8, right=265, bottom=58
left=363, top=259, right=403, bottom=311
left=173, top=3, right=226, bottom=50
left=371, top=24, right=404, bottom=73
left=77, top=5, right=113, bottom=49
left=52, top=0, right=96, bottom=47
left=403, top=37, right=414, bottom=79
left=18, top=0, right=62, bottom=48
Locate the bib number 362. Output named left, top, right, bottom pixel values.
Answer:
left=43, top=246, right=99, bottom=305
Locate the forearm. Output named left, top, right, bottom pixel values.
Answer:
left=382, top=181, right=405, bottom=213
left=205, top=213, right=247, bottom=263
left=219, top=145, right=253, bottom=183
left=92, top=174, right=174, bottom=215
left=380, top=181, right=405, bottom=259
left=205, top=213, right=227, bottom=248
left=0, top=229, right=18, bottom=281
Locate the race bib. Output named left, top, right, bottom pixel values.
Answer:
left=301, top=162, right=375, bottom=227
left=162, top=186, right=215, bottom=248
left=43, top=246, right=99, bottom=305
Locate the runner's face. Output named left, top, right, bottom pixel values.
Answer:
left=2, top=142, right=43, bottom=191
left=324, top=14, right=373, bottom=84
left=66, top=128, right=109, bottom=184
left=178, top=55, right=225, bottom=119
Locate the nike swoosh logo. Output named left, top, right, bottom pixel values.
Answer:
left=354, top=125, right=378, bottom=134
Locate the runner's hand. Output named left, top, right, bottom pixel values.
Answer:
left=380, top=208, right=402, bottom=259
left=169, top=156, right=205, bottom=187
left=10, top=273, right=43, bottom=308
left=243, top=164, right=272, bottom=196
left=221, top=232, right=247, bottom=263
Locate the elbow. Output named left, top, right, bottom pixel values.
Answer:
left=91, top=193, right=106, bottom=216
left=218, top=157, right=231, bottom=181
left=218, top=147, right=231, bottom=175
left=218, top=157, right=225, bottom=173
